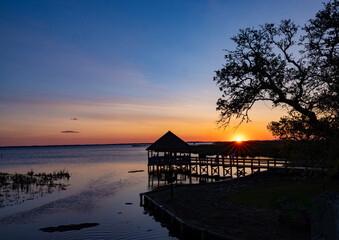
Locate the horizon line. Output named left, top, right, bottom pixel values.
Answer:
left=0, top=139, right=280, bottom=148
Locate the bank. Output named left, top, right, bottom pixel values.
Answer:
left=141, top=173, right=338, bottom=240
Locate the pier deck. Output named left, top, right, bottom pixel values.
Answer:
left=148, top=156, right=326, bottom=179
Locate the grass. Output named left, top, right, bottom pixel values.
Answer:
left=225, top=177, right=339, bottom=227
left=227, top=177, right=339, bottom=210
left=0, top=170, right=71, bottom=208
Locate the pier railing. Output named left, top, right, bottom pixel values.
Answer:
left=147, top=155, right=329, bottom=180
left=148, top=156, right=287, bottom=168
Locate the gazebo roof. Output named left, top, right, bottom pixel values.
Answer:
left=146, top=131, right=190, bottom=152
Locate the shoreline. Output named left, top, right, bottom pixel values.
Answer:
left=142, top=192, right=235, bottom=240
left=142, top=173, right=311, bottom=240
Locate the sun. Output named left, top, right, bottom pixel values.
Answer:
left=236, top=138, right=243, bottom=142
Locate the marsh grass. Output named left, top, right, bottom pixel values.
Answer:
left=0, top=170, right=70, bottom=208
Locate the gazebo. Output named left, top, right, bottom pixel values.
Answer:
left=147, top=131, right=191, bottom=166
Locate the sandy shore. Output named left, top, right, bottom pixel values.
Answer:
left=145, top=174, right=309, bottom=240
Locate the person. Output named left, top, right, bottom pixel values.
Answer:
left=229, top=153, right=235, bottom=164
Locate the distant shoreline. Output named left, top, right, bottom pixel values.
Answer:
left=0, top=140, right=279, bottom=149
left=0, top=141, right=206, bottom=149
left=0, top=143, right=151, bottom=149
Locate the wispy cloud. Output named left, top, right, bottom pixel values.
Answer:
left=61, top=131, right=79, bottom=133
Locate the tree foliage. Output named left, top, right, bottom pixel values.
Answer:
left=214, top=0, right=338, bottom=140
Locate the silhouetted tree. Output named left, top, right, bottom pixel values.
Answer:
left=214, top=0, right=338, bottom=141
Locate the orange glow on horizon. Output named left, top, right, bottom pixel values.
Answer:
left=0, top=98, right=286, bottom=146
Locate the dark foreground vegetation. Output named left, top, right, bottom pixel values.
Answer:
left=145, top=172, right=338, bottom=240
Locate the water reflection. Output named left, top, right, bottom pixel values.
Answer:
left=148, top=170, right=217, bottom=189
left=0, top=146, right=178, bottom=240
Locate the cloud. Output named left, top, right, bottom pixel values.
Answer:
left=70, top=117, right=79, bottom=120
left=61, top=131, right=79, bottom=133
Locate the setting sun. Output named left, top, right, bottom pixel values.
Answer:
left=236, top=138, right=243, bottom=142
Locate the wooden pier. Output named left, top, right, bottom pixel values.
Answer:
left=148, top=155, right=288, bottom=179
left=146, top=131, right=328, bottom=183
left=146, top=131, right=289, bottom=179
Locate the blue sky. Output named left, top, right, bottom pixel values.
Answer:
left=0, top=0, right=325, bottom=146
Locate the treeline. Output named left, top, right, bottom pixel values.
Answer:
left=189, top=140, right=338, bottom=169
left=189, top=141, right=282, bottom=158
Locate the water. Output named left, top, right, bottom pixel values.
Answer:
left=0, top=145, right=176, bottom=240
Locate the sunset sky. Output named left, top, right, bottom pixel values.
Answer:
left=0, top=0, right=324, bottom=146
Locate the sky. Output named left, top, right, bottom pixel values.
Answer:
left=0, top=0, right=325, bottom=146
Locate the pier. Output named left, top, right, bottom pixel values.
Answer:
left=143, top=131, right=334, bottom=239
left=148, top=155, right=288, bottom=179
left=146, top=131, right=328, bottom=185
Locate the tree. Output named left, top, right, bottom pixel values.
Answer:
left=214, top=0, right=338, bottom=141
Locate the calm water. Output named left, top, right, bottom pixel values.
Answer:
left=0, top=145, right=177, bottom=240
